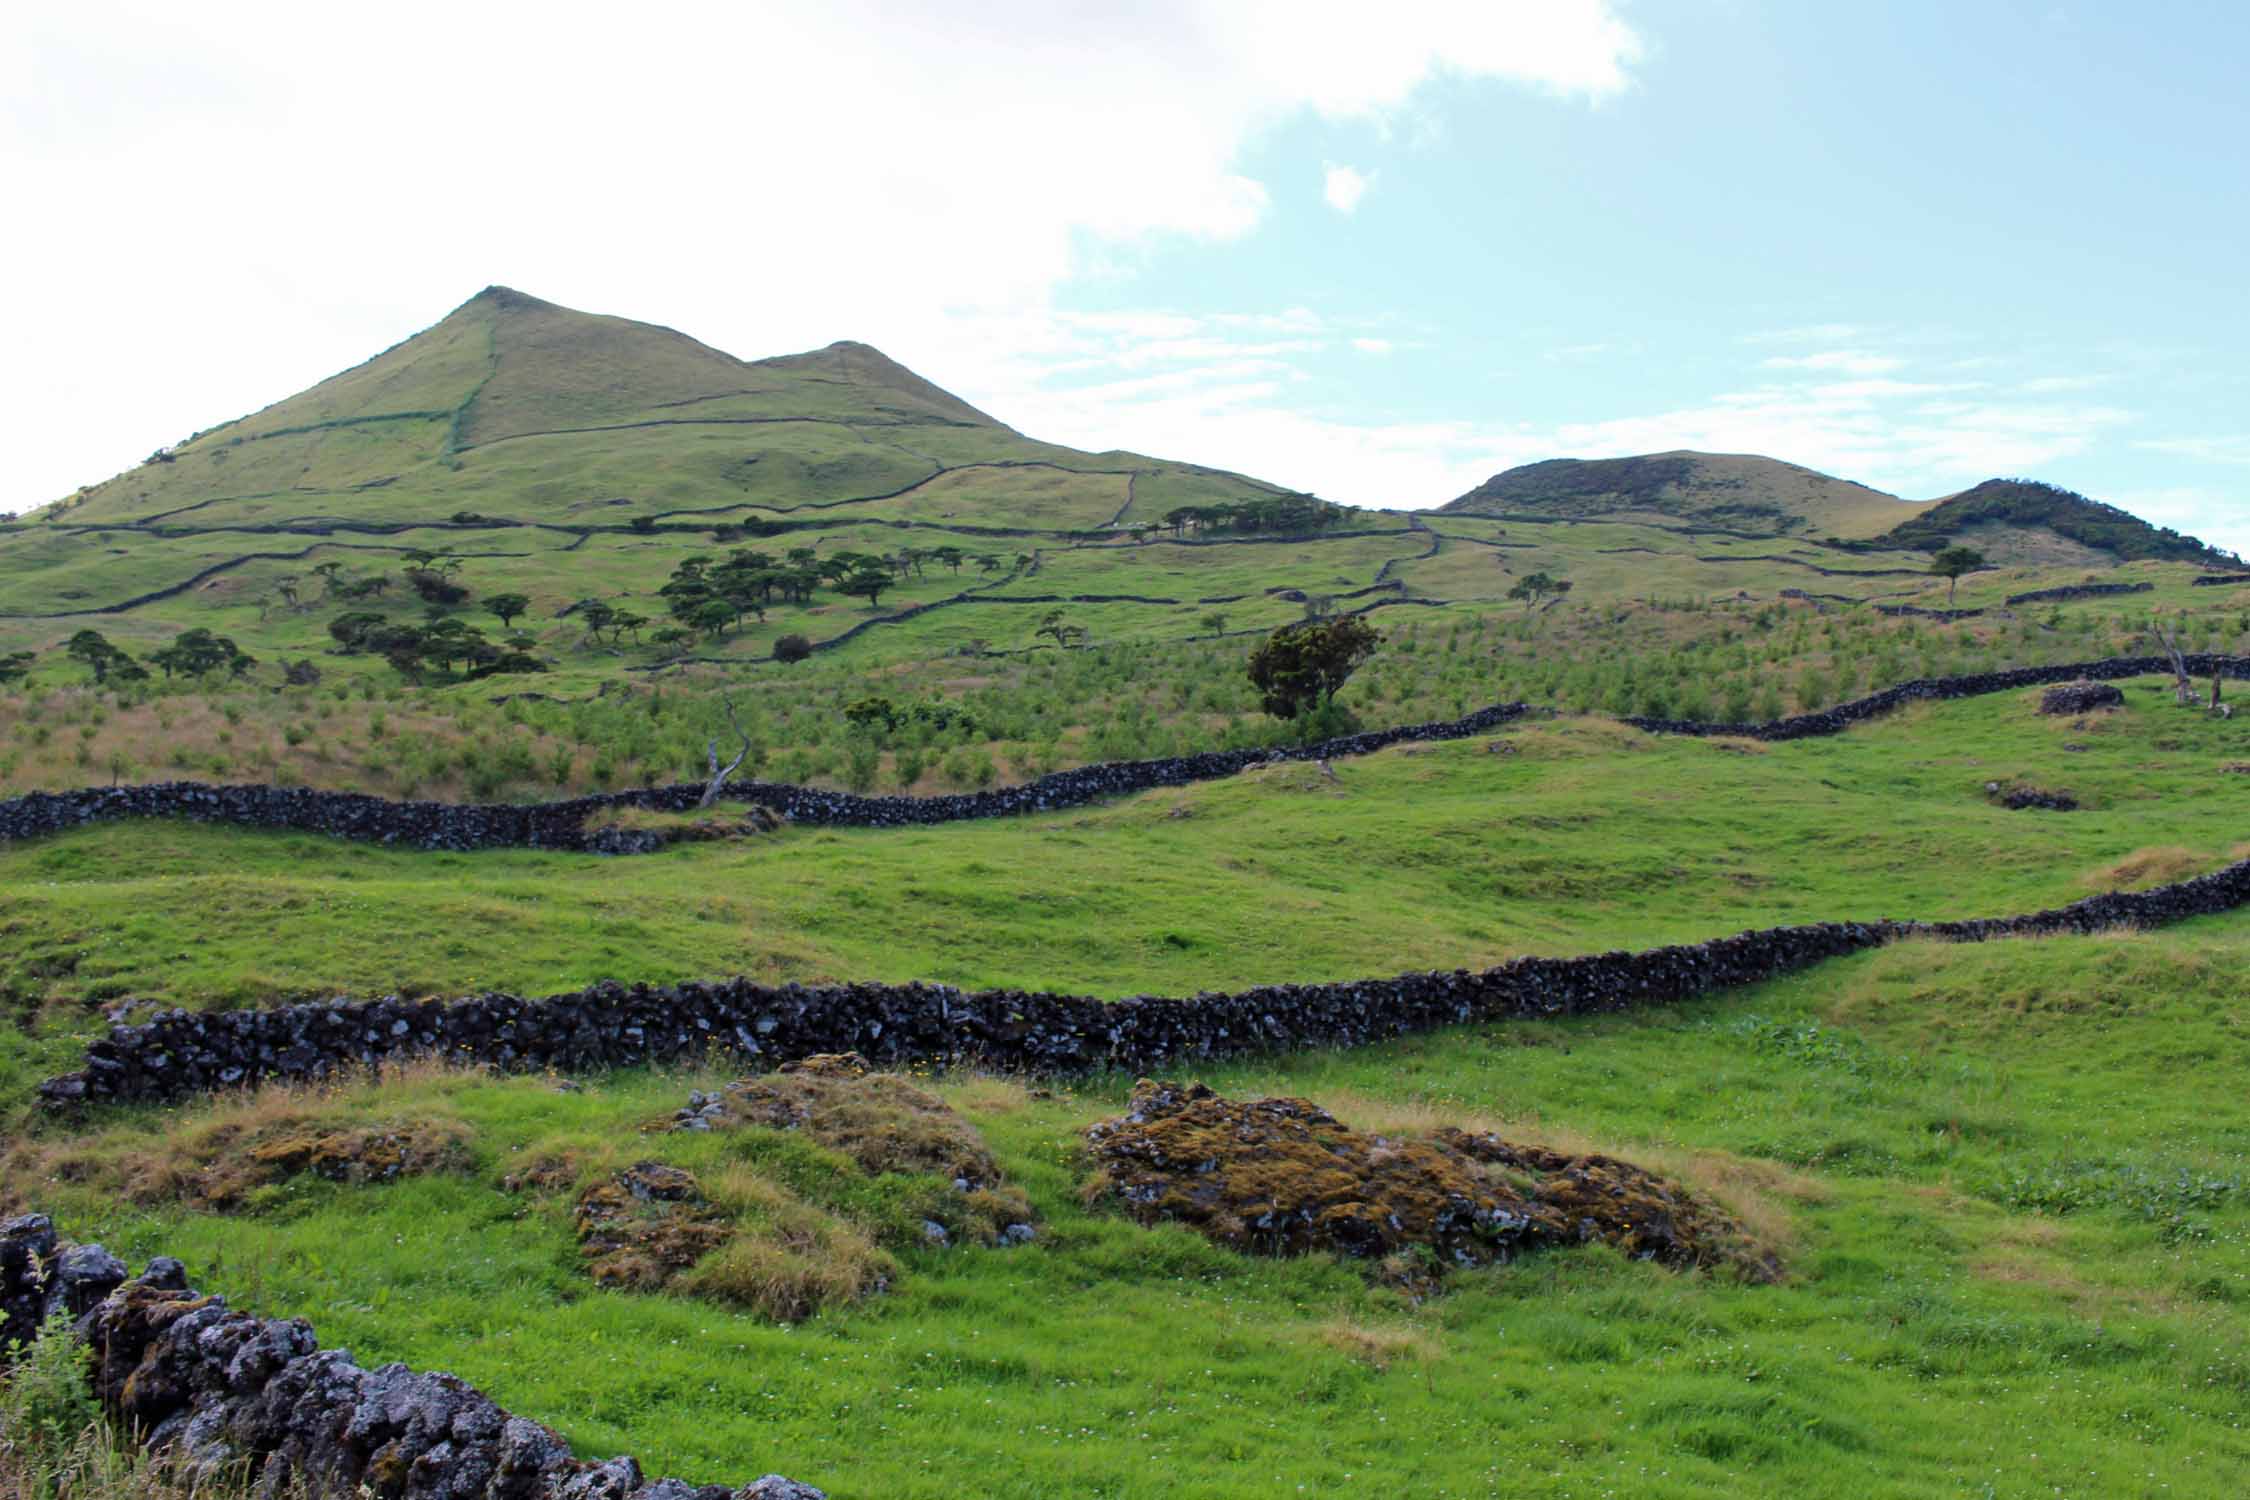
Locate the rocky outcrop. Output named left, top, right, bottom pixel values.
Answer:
left=2039, top=680, right=2125, bottom=715
left=1083, top=1082, right=1769, bottom=1287
left=0, top=1214, right=824, bottom=1500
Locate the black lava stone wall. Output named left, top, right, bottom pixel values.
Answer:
left=0, top=1215, right=824, bottom=1500
left=40, top=852, right=2250, bottom=1110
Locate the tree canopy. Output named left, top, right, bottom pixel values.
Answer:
left=1247, top=615, right=1379, bottom=721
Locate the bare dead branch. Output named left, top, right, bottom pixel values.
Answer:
left=697, top=693, right=753, bottom=809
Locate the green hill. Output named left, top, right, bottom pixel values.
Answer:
left=1439, top=450, right=1929, bottom=538
left=1443, top=452, right=2234, bottom=568
left=1869, top=477, right=2240, bottom=565
left=44, top=285, right=1267, bottom=532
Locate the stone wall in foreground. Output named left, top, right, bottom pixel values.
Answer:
left=40, top=851, right=2250, bottom=1110
left=0, top=1214, right=824, bottom=1500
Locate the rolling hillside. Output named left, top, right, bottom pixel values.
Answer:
left=0, top=291, right=2234, bottom=703
left=1442, top=451, right=2232, bottom=565
left=1869, top=478, right=2240, bottom=566
left=39, top=285, right=1275, bottom=533
left=1439, top=451, right=1929, bottom=537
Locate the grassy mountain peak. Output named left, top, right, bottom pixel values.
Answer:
left=1869, top=477, right=2239, bottom=565
left=1439, top=450, right=1928, bottom=538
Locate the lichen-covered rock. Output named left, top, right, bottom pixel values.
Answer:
left=0, top=1216, right=823, bottom=1500
left=573, top=1164, right=734, bottom=1290
left=1985, top=780, right=2080, bottom=811
left=1085, top=1082, right=1773, bottom=1290
left=662, top=1057, right=1036, bottom=1244
left=2039, top=680, right=2124, bottom=715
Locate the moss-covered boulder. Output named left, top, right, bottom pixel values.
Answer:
left=1084, top=1081, right=1773, bottom=1289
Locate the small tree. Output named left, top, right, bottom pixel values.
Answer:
left=1930, top=546, right=1987, bottom=605
left=65, top=629, right=136, bottom=685
left=840, top=564, right=893, bottom=608
left=1035, top=609, right=1086, bottom=650
left=576, top=599, right=618, bottom=643
left=0, top=650, right=34, bottom=687
left=773, top=633, right=813, bottom=663
left=1200, top=611, right=1230, bottom=634
left=486, top=593, right=530, bottom=630
left=1507, top=572, right=1568, bottom=614
left=1247, top=615, right=1379, bottom=721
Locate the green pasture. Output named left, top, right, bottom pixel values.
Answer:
left=13, top=914, right=2249, bottom=1498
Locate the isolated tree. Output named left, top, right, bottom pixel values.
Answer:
left=1930, top=546, right=1986, bottom=605
left=485, top=592, right=530, bottom=630
left=65, top=629, right=137, bottom=685
left=1199, top=610, right=1230, bottom=634
left=1507, top=571, right=1568, bottom=614
left=772, top=633, right=813, bottom=664
left=1035, top=609, right=1086, bottom=649
left=1247, top=615, right=1378, bottom=721
left=0, top=650, right=34, bottom=687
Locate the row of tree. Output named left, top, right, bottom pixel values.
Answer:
left=1155, top=493, right=1349, bottom=538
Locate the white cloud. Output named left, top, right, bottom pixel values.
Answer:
left=1351, top=337, right=1396, bottom=355
left=2110, top=488, right=2250, bottom=558
left=0, top=0, right=1644, bottom=510
left=2139, top=435, right=2250, bottom=465
left=1323, top=163, right=1373, bottom=214
left=1740, top=323, right=1867, bottom=345
left=1760, top=350, right=1906, bottom=376
left=971, top=320, right=2148, bottom=515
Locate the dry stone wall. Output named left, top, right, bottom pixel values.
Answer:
left=2004, top=582, right=2154, bottom=605
left=41, top=851, right=2250, bottom=1110
left=0, top=1214, right=825, bottom=1500
left=1620, top=654, right=2248, bottom=740
left=7, top=656, right=2247, bottom=852
left=0, top=704, right=1535, bottom=851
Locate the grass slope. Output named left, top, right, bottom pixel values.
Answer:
left=10, top=916, right=2248, bottom=1498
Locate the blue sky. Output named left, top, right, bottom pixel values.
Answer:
left=1006, top=2, right=2250, bottom=545
left=5, top=1, right=2245, bottom=550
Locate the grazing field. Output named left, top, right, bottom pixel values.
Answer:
left=9, top=914, right=2248, bottom=1498
left=6, top=284, right=2249, bottom=1500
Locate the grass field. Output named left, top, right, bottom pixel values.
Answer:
left=7, top=286, right=2250, bottom=1499
left=9, top=914, right=2247, bottom=1498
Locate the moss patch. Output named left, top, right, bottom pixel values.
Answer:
left=664, top=1053, right=1036, bottom=1242
left=1084, top=1080, right=1774, bottom=1292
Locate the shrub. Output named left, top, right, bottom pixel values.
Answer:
left=1, top=1309, right=104, bottom=1497
left=773, top=634, right=813, bottom=664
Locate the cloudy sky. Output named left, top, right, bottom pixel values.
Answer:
left=5, top=1, right=2246, bottom=550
